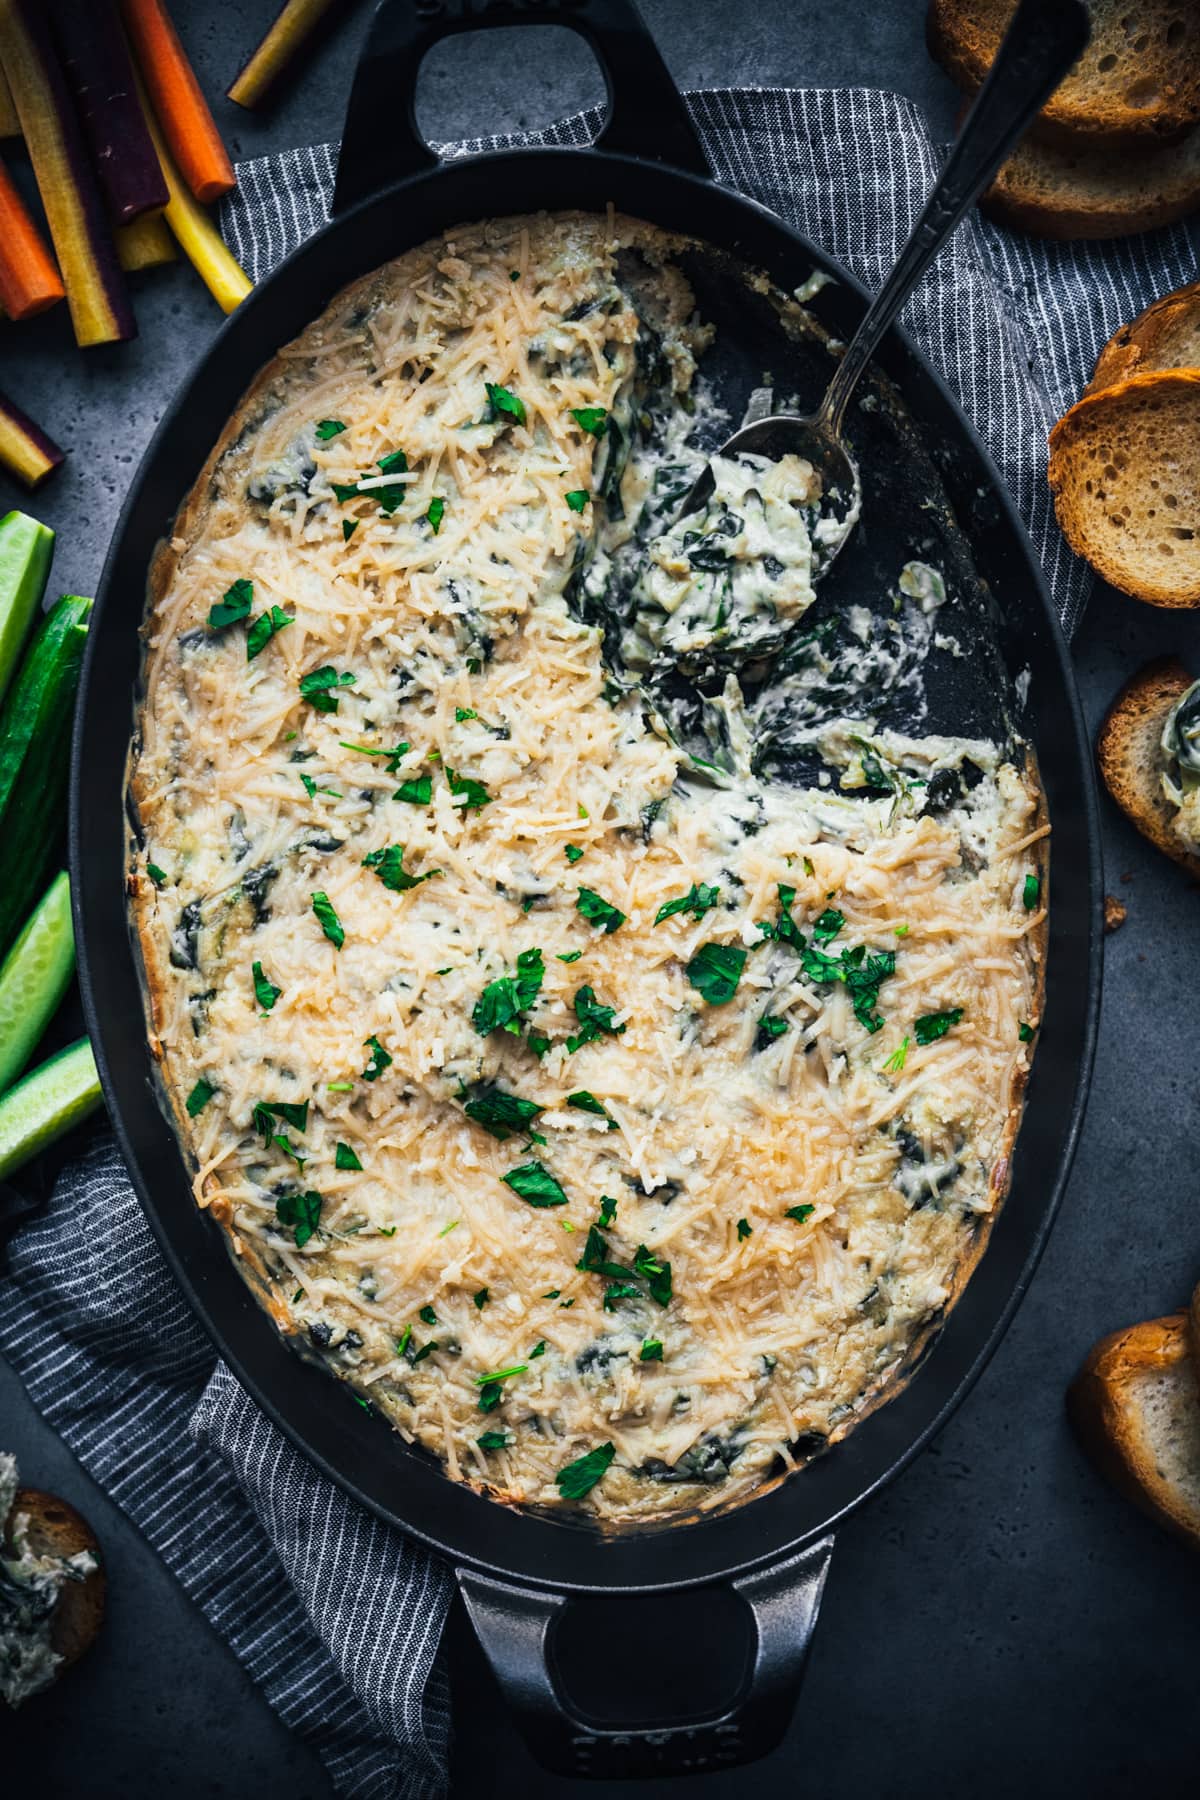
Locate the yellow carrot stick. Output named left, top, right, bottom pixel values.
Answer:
left=228, top=0, right=339, bottom=110
left=0, top=388, right=64, bottom=488
left=133, top=68, right=249, bottom=313
left=0, top=60, right=17, bottom=135
left=116, top=207, right=176, bottom=271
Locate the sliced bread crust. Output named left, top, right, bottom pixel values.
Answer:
left=1096, top=658, right=1200, bottom=877
left=928, top=0, right=1200, bottom=149
left=1088, top=278, right=1200, bottom=391
left=981, top=126, right=1200, bottom=241
left=1048, top=370, right=1200, bottom=607
left=1068, top=1314, right=1200, bottom=1551
left=11, top=1488, right=106, bottom=1674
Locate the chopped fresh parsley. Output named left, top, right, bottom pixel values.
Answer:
left=633, top=1244, right=672, bottom=1307
left=802, top=856, right=815, bottom=877
left=455, top=706, right=477, bottom=722
left=447, top=768, right=491, bottom=811
left=478, top=1431, right=509, bottom=1450
left=299, top=665, right=356, bottom=713
left=473, top=947, right=545, bottom=1036
left=419, top=1305, right=438, bottom=1326
left=363, top=843, right=440, bottom=891
left=801, top=941, right=896, bottom=1033
left=883, top=1035, right=910, bottom=1073
left=426, top=496, right=445, bottom=534
left=474, top=1288, right=489, bottom=1310
left=564, top=843, right=584, bottom=864
left=395, top=1326, right=412, bottom=1357
left=1018, top=1020, right=1035, bottom=1043
left=686, top=942, right=747, bottom=1005
left=654, top=882, right=720, bottom=927
left=639, top=1338, right=663, bottom=1362
left=566, top=984, right=625, bottom=1052
left=604, top=1280, right=641, bottom=1310
left=785, top=1203, right=815, bottom=1224
left=393, top=773, right=433, bottom=805
left=754, top=1014, right=789, bottom=1051
left=565, top=489, right=590, bottom=514
left=342, top=520, right=358, bottom=542
left=736, top=1218, right=752, bottom=1241
left=1023, top=872, right=1041, bottom=911
left=576, top=886, right=626, bottom=934
left=914, top=1007, right=963, bottom=1045
left=812, top=907, right=844, bottom=944
left=570, top=406, right=608, bottom=437
left=146, top=861, right=167, bottom=888
left=246, top=605, right=293, bottom=660
left=463, top=1084, right=543, bottom=1141
left=567, top=1090, right=617, bottom=1129
left=252, top=961, right=281, bottom=1012
left=362, top=1034, right=392, bottom=1080
left=208, top=577, right=253, bottom=632
left=315, top=419, right=346, bottom=440
left=275, top=1188, right=322, bottom=1247
left=341, top=738, right=409, bottom=772
left=502, top=1161, right=568, bottom=1207
left=555, top=1442, right=614, bottom=1500
left=485, top=382, right=526, bottom=426
left=557, top=949, right=583, bottom=964
left=253, top=1099, right=309, bottom=1144
left=311, top=890, right=344, bottom=947
left=474, top=1364, right=527, bottom=1411
left=530, top=1340, right=546, bottom=1358
left=334, top=1143, right=362, bottom=1171
left=185, top=1078, right=215, bottom=1116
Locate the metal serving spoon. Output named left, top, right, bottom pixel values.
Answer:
left=678, top=0, right=1091, bottom=560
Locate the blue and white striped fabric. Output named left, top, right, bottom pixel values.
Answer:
left=1, top=88, right=1194, bottom=1800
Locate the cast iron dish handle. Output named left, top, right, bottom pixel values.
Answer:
left=457, top=1537, right=834, bottom=1778
left=333, top=0, right=712, bottom=214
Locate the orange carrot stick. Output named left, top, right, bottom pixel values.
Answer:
left=0, top=154, right=63, bottom=317
left=119, top=0, right=233, bottom=204
left=0, top=60, right=17, bottom=135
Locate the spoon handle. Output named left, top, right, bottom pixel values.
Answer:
left=821, top=0, right=1090, bottom=437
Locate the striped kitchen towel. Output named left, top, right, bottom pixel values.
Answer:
left=1, top=88, right=1195, bottom=1800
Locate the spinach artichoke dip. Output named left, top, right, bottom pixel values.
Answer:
left=131, top=212, right=1046, bottom=1524
left=1160, top=677, right=1200, bottom=855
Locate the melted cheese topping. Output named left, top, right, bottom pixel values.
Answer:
left=131, top=212, right=1045, bottom=1524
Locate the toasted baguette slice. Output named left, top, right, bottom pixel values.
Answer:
left=1048, top=370, right=1200, bottom=606
left=1097, top=658, right=1200, bottom=876
left=12, top=1488, right=106, bottom=1675
left=1088, top=279, right=1200, bottom=391
left=927, top=0, right=1200, bottom=148
left=980, top=125, right=1200, bottom=240
left=1068, top=1314, right=1200, bottom=1551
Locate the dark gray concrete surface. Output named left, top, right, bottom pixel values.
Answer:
left=2, top=2, right=1199, bottom=1795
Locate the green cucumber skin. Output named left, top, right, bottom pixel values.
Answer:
left=0, top=595, right=91, bottom=960
left=0, top=1036, right=101, bottom=1181
left=0, top=870, right=74, bottom=1092
left=0, top=511, right=55, bottom=708
left=0, top=593, right=91, bottom=815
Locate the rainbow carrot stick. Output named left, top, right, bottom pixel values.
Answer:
left=133, top=68, right=249, bottom=313
left=0, top=389, right=65, bottom=488
left=52, top=0, right=168, bottom=223
left=228, top=0, right=342, bottom=110
left=115, top=207, right=175, bottom=271
left=0, top=60, right=17, bottom=135
left=0, top=0, right=134, bottom=346
left=0, top=153, right=64, bottom=317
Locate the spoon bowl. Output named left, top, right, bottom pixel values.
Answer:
left=674, top=0, right=1089, bottom=587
